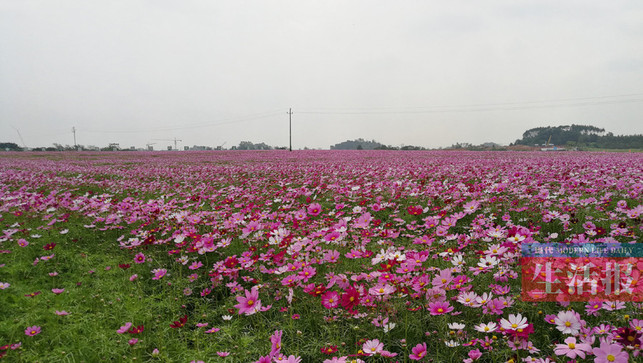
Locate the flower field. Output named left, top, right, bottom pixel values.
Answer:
left=0, top=150, right=641, bottom=362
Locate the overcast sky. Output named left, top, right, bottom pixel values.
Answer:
left=1, top=1, right=642, bottom=150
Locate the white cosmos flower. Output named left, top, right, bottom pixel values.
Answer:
left=448, top=322, right=465, bottom=330
left=500, top=314, right=528, bottom=331
left=474, top=322, right=498, bottom=333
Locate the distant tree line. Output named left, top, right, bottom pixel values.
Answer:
left=330, top=138, right=426, bottom=150
left=232, top=141, right=274, bottom=150
left=512, top=124, right=643, bottom=149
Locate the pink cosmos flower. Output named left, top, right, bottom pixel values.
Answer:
left=270, top=330, right=283, bottom=355
left=321, top=291, right=340, bottom=309
left=592, top=341, right=629, bottom=363
left=52, top=288, right=64, bottom=294
left=128, top=338, right=138, bottom=346
left=152, top=268, right=167, bottom=280
left=369, top=283, right=395, bottom=296
left=189, top=261, right=203, bottom=270
left=0, top=282, right=9, bottom=289
left=307, top=203, right=322, bottom=216
left=409, top=342, right=427, bottom=360
left=216, top=352, right=230, bottom=357
left=117, top=322, right=133, bottom=334
left=428, top=301, right=453, bottom=315
left=134, top=253, right=145, bottom=264
left=55, top=310, right=69, bottom=316
left=205, top=327, right=220, bottom=333
left=25, top=326, right=41, bottom=336
left=293, top=209, right=307, bottom=220
left=129, top=274, right=138, bottom=281
left=234, top=287, right=261, bottom=315
left=282, top=356, right=302, bottom=363
left=362, top=339, right=384, bottom=355
left=553, top=337, right=591, bottom=359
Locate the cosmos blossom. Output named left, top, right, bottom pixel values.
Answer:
left=321, top=291, right=339, bottom=309
left=408, top=342, right=427, bottom=360
left=428, top=301, right=453, bottom=315
left=25, top=326, right=41, bottom=336
left=234, top=287, right=261, bottom=315
left=362, top=339, right=384, bottom=355
left=592, top=341, right=629, bottom=363
left=152, top=268, right=167, bottom=280
left=553, top=337, right=591, bottom=359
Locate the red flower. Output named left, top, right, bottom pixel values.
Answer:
left=118, top=264, right=131, bottom=270
left=341, top=286, right=360, bottom=311
left=43, top=243, right=56, bottom=250
left=170, top=315, right=188, bottom=328
left=321, top=345, right=338, bottom=355
left=24, top=291, right=41, bottom=298
left=127, top=325, right=144, bottom=334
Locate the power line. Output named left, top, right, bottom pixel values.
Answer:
left=298, top=97, right=643, bottom=115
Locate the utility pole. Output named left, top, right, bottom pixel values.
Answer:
left=72, top=127, right=77, bottom=150
left=288, top=108, right=293, bottom=151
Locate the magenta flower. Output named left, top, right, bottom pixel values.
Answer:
left=409, top=342, right=427, bottom=360
left=25, top=326, right=41, bottom=336
left=307, top=203, right=322, bottom=216
left=188, top=261, right=203, bottom=270
left=428, top=301, right=453, bottom=315
left=321, top=291, right=340, bottom=309
left=52, top=288, right=64, bottom=294
left=592, top=341, right=629, bottom=363
left=216, top=352, right=230, bottom=357
left=152, top=268, right=167, bottom=280
left=134, top=253, right=145, bottom=264
left=270, top=330, right=283, bottom=355
left=55, top=310, right=69, bottom=316
left=128, top=338, right=138, bottom=346
left=234, top=287, right=261, bottom=315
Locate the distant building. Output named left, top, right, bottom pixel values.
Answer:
left=541, top=146, right=566, bottom=151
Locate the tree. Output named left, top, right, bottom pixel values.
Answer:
left=0, top=142, right=22, bottom=151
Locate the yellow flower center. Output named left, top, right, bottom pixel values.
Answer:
left=437, top=308, right=444, bottom=313
left=565, top=322, right=571, bottom=327
left=247, top=300, right=254, bottom=306
left=607, top=354, right=615, bottom=362
left=511, top=323, right=517, bottom=329
left=568, top=343, right=575, bottom=349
